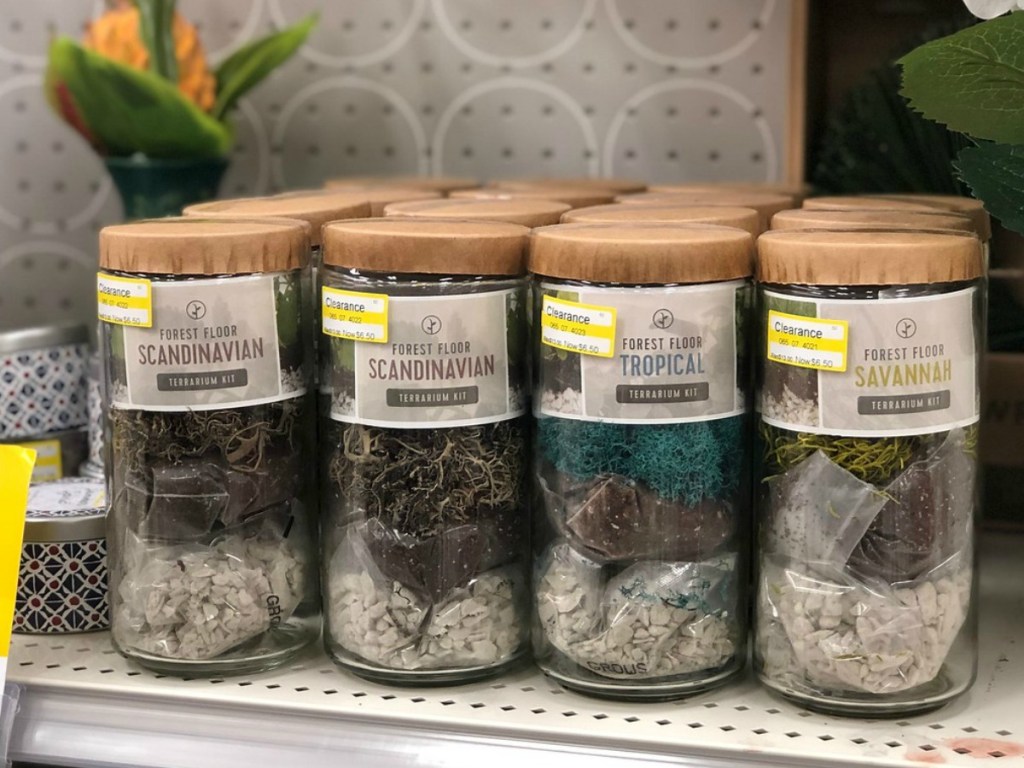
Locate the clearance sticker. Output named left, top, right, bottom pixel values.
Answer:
left=14, top=439, right=62, bottom=483
left=541, top=295, right=617, bottom=358
left=0, top=445, right=34, bottom=690
left=322, top=287, right=389, bottom=343
left=767, top=310, right=849, bottom=372
left=97, top=273, right=153, bottom=328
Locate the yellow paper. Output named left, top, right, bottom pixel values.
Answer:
left=540, top=295, right=617, bottom=359
left=0, top=446, right=34, bottom=661
left=766, top=309, right=849, bottom=373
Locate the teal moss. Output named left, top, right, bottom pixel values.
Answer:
left=537, top=416, right=744, bottom=506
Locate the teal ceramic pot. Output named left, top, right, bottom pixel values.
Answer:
left=105, top=155, right=229, bottom=220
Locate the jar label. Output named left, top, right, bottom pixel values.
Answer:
left=97, top=274, right=153, bottom=328
left=766, top=310, right=849, bottom=372
left=537, top=281, right=746, bottom=423
left=107, top=273, right=307, bottom=411
left=762, top=288, right=979, bottom=436
left=321, top=287, right=389, bottom=344
left=541, top=295, right=617, bottom=358
left=325, top=288, right=525, bottom=427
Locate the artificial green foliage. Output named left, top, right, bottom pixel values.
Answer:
left=537, top=416, right=744, bottom=506
left=135, top=0, right=178, bottom=82
left=212, top=15, right=317, bottom=121
left=46, top=38, right=232, bottom=158
left=900, top=13, right=1024, bottom=146
left=957, top=142, right=1024, bottom=233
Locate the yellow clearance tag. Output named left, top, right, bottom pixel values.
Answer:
left=767, top=310, right=849, bottom=372
left=97, top=272, right=153, bottom=328
left=322, top=287, right=389, bottom=343
left=14, top=439, right=62, bottom=482
left=541, top=295, right=617, bottom=359
left=0, top=446, right=34, bottom=668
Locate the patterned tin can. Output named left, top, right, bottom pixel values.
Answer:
left=15, top=478, right=109, bottom=634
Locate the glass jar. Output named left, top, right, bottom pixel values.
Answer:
left=529, top=222, right=755, bottom=700
left=98, top=217, right=318, bottom=675
left=319, top=217, right=531, bottom=684
left=754, top=229, right=984, bottom=716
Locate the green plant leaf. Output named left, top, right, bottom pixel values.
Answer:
left=900, top=13, right=1024, bottom=144
left=957, top=142, right=1024, bottom=234
left=46, top=37, right=231, bottom=158
left=212, top=14, right=317, bottom=121
left=134, top=0, right=178, bottom=82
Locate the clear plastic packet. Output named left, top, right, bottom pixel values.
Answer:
left=114, top=505, right=309, bottom=661
left=0, top=684, right=19, bottom=768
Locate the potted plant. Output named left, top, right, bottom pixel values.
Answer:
left=45, top=1, right=315, bottom=219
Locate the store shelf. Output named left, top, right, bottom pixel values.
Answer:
left=7, top=533, right=1024, bottom=768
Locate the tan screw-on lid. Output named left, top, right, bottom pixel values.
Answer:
left=459, top=186, right=616, bottom=209
left=650, top=181, right=812, bottom=203
left=495, top=176, right=648, bottom=194
left=561, top=204, right=761, bottom=236
left=529, top=223, right=754, bottom=284
left=184, top=190, right=371, bottom=246
left=771, top=207, right=976, bottom=234
left=322, top=217, right=529, bottom=276
left=311, top=186, right=443, bottom=216
left=864, top=194, right=992, bottom=241
left=757, top=229, right=984, bottom=285
left=383, top=197, right=571, bottom=228
left=100, top=217, right=310, bottom=274
left=615, top=190, right=793, bottom=231
left=324, top=175, right=479, bottom=193
left=802, top=195, right=940, bottom=214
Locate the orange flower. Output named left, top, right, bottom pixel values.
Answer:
left=83, top=4, right=216, bottom=112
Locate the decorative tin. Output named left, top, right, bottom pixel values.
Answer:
left=15, top=478, right=109, bottom=634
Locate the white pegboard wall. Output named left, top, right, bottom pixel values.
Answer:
left=0, top=0, right=804, bottom=332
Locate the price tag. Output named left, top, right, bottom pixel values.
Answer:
left=541, top=295, right=617, bottom=358
left=0, top=446, right=35, bottom=694
left=322, top=287, right=389, bottom=343
left=766, top=310, right=849, bottom=372
left=97, top=273, right=153, bottom=328
left=13, top=439, right=62, bottom=483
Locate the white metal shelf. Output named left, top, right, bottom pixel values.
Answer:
left=7, top=533, right=1024, bottom=768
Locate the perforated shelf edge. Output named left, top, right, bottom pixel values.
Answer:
left=8, top=533, right=1024, bottom=768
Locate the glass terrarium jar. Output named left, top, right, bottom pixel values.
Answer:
left=319, top=217, right=531, bottom=685
left=98, top=217, right=319, bottom=675
left=528, top=222, right=755, bottom=700
left=754, top=229, right=984, bottom=716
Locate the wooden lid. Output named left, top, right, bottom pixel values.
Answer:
left=322, top=217, right=528, bottom=275
left=461, top=186, right=616, bottom=209
left=757, top=229, right=983, bottom=285
left=183, top=190, right=371, bottom=246
left=529, top=223, right=753, bottom=284
left=324, top=175, right=479, bottom=193
left=651, top=181, right=812, bottom=202
left=802, top=195, right=940, bottom=213
left=865, top=194, right=991, bottom=240
left=561, top=204, right=761, bottom=236
left=383, top=197, right=571, bottom=228
left=771, top=207, right=976, bottom=234
left=100, top=217, right=310, bottom=274
left=614, top=190, right=792, bottom=230
left=494, top=176, right=647, bottom=194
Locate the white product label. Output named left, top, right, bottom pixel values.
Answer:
left=761, top=288, right=979, bottom=437
left=324, top=288, right=525, bottom=428
left=109, top=273, right=307, bottom=411
left=537, top=282, right=746, bottom=423
left=26, top=480, right=106, bottom=517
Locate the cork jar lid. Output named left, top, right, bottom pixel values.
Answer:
left=651, top=181, right=812, bottom=202
left=615, top=191, right=792, bottom=229
left=866, top=194, right=991, bottom=240
left=322, top=217, right=529, bottom=276
left=771, top=207, right=976, bottom=234
left=384, top=197, right=570, bottom=228
left=561, top=204, right=761, bottom=236
left=100, top=217, right=310, bottom=274
left=757, top=229, right=983, bottom=285
left=184, top=191, right=371, bottom=246
left=460, top=186, right=616, bottom=209
left=802, top=196, right=940, bottom=213
left=495, top=176, right=648, bottom=194
left=324, top=175, right=479, bottom=193
left=342, top=187, right=443, bottom=216
left=529, top=223, right=753, bottom=284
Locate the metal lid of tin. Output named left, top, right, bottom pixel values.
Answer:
left=322, top=217, right=529, bottom=276
left=24, top=478, right=106, bottom=542
left=757, top=229, right=984, bottom=285
left=529, top=223, right=754, bottom=284
left=0, top=324, right=88, bottom=355
left=864, top=194, right=992, bottom=240
left=453, top=187, right=616, bottom=210
left=384, top=197, right=571, bottom=228
left=561, top=204, right=761, bottom=236
left=494, top=176, right=648, bottom=194
left=771, top=207, right=976, bottom=234
left=324, top=175, right=479, bottom=193
left=100, top=217, right=310, bottom=274
left=614, top=191, right=793, bottom=230
left=183, top=191, right=371, bottom=246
